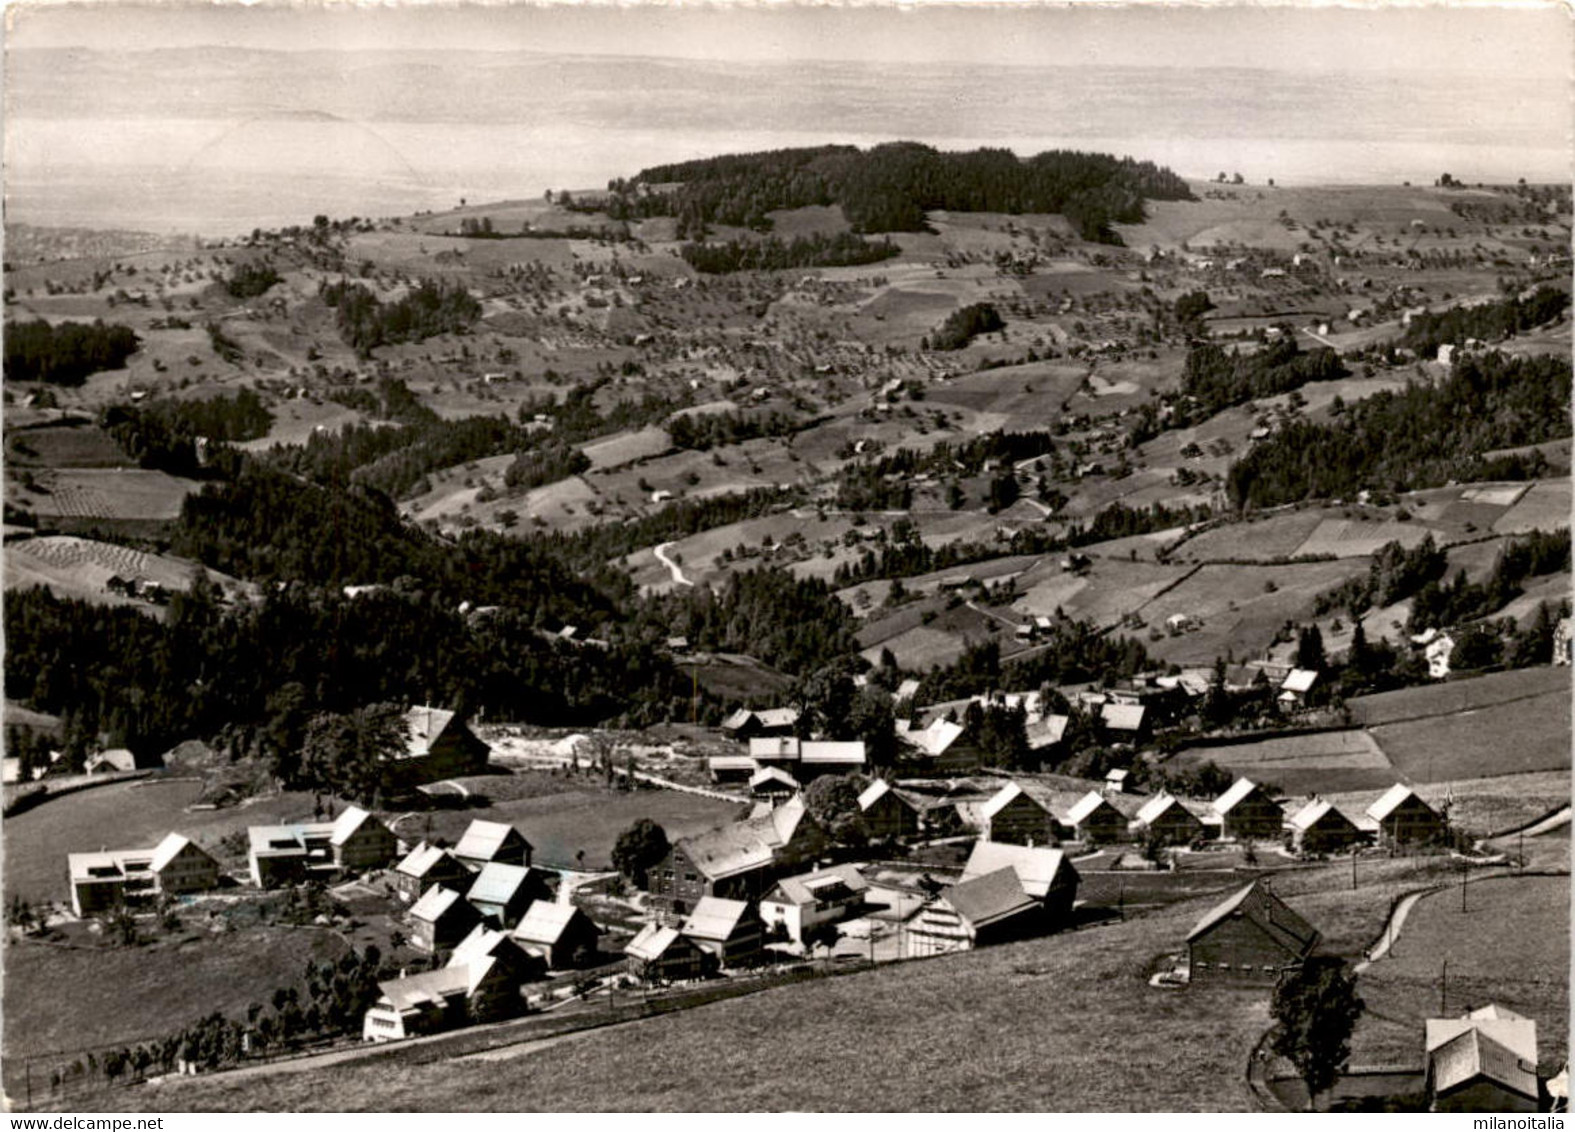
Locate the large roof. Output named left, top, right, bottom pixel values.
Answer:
left=624, top=923, right=685, bottom=962
left=1367, top=783, right=1432, bottom=822
left=800, top=741, right=866, bottom=766
left=454, top=819, right=530, bottom=861
left=678, top=823, right=778, bottom=881
left=409, top=884, right=466, bottom=923
left=1426, top=1005, right=1538, bottom=1063
left=329, top=806, right=377, bottom=847
left=766, top=863, right=868, bottom=907
left=68, top=848, right=154, bottom=883
left=402, top=705, right=459, bottom=757
left=1428, top=1027, right=1539, bottom=1101
left=512, top=900, right=597, bottom=947
left=942, top=866, right=1039, bottom=931
left=1026, top=714, right=1070, bottom=750
left=1213, top=778, right=1263, bottom=816
left=749, top=766, right=799, bottom=790
left=1063, top=790, right=1117, bottom=826
left=1186, top=881, right=1320, bottom=958
left=149, top=832, right=204, bottom=873
left=448, top=925, right=517, bottom=969
left=1100, top=702, right=1146, bottom=732
left=754, top=707, right=800, bottom=730
left=378, top=959, right=493, bottom=1013
left=681, top=896, right=753, bottom=942
left=1135, top=792, right=1191, bottom=826
left=395, top=842, right=452, bottom=879
left=961, top=841, right=1073, bottom=900
left=1281, top=668, right=1320, bottom=693
left=902, top=718, right=966, bottom=758
left=981, top=781, right=1051, bottom=821
left=1285, top=798, right=1357, bottom=833
left=466, top=862, right=537, bottom=907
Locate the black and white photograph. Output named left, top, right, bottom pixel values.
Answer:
left=2, top=0, right=1570, bottom=1114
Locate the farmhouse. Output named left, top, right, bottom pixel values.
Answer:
left=624, top=923, right=711, bottom=984
left=1134, top=793, right=1207, bottom=846
left=1211, top=778, right=1284, bottom=841
left=511, top=900, right=604, bottom=969
left=720, top=706, right=800, bottom=740
left=382, top=705, right=490, bottom=790
left=749, top=765, right=800, bottom=801
left=67, top=832, right=221, bottom=917
left=1061, top=790, right=1130, bottom=845
left=906, top=866, right=1043, bottom=957
left=1098, top=702, right=1149, bottom=744
left=979, top=781, right=1059, bottom=847
left=408, top=884, right=483, bottom=952
left=758, top=863, right=870, bottom=946
left=453, top=819, right=534, bottom=871
left=1426, top=1005, right=1541, bottom=1113
left=1367, top=784, right=1445, bottom=848
left=449, top=924, right=545, bottom=985
left=391, top=842, right=471, bottom=903
left=246, top=807, right=397, bottom=888
left=960, top=840, right=1079, bottom=925
left=1025, top=713, right=1070, bottom=757
left=707, top=754, right=758, bottom=784
left=857, top=778, right=922, bottom=840
left=1277, top=668, right=1320, bottom=707
left=361, top=954, right=523, bottom=1042
left=680, top=896, right=765, bottom=968
left=1186, top=881, right=1320, bottom=984
left=465, top=863, right=554, bottom=928
left=648, top=795, right=819, bottom=919
left=895, top=716, right=981, bottom=773
left=744, top=737, right=867, bottom=780
left=1283, top=798, right=1365, bottom=855
left=1223, top=665, right=1269, bottom=693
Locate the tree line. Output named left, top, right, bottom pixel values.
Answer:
left=680, top=232, right=898, bottom=274
left=4, top=319, right=139, bottom=385
left=1176, top=336, right=1346, bottom=422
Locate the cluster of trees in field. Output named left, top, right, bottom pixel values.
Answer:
left=502, top=439, right=590, bottom=492
left=926, top=302, right=1004, bottom=351
left=1226, top=351, right=1572, bottom=508
left=4, top=319, right=139, bottom=385
left=1408, top=527, right=1570, bottom=633
left=1314, top=535, right=1447, bottom=617
left=1400, top=284, right=1568, bottom=355
left=96, top=392, right=270, bottom=479
left=320, top=277, right=481, bottom=357
left=666, top=408, right=800, bottom=451
left=680, top=232, right=898, bottom=274
left=597, top=142, right=1194, bottom=243
left=224, top=261, right=282, bottom=299
left=1175, top=337, right=1346, bottom=421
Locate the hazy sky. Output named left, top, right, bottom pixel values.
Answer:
left=7, top=1, right=1572, bottom=79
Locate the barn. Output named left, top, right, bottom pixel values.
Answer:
left=624, top=923, right=712, bottom=984
left=1425, top=1005, right=1541, bottom=1113
left=511, top=901, right=604, bottom=969
left=1134, top=793, right=1207, bottom=846
left=1060, top=791, right=1129, bottom=845
left=979, top=781, right=1060, bottom=847
left=680, top=896, right=765, bottom=969
left=1186, top=881, right=1320, bottom=984
left=1283, top=798, right=1365, bottom=855
left=453, top=819, right=534, bottom=871
left=857, top=778, right=922, bottom=840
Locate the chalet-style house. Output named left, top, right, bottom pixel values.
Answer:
left=361, top=931, right=527, bottom=1042
left=960, top=840, right=1080, bottom=925
left=1278, top=668, right=1320, bottom=707
left=720, top=707, right=800, bottom=740
left=758, top=863, right=869, bottom=946
left=1060, top=791, right=1129, bottom=845
left=246, top=806, right=397, bottom=888
left=381, top=705, right=490, bottom=791
left=895, top=717, right=981, bottom=773
left=680, top=896, right=765, bottom=968
left=905, top=865, right=1044, bottom=957
left=1283, top=798, right=1366, bottom=855
left=1426, top=1005, right=1541, bottom=1113
left=1133, top=793, right=1208, bottom=846
left=453, top=819, right=534, bottom=871
left=1186, top=881, right=1320, bottom=984
left=648, top=795, right=819, bottom=920
left=408, top=884, right=483, bottom=952
left=857, top=778, right=922, bottom=840
left=749, top=766, right=799, bottom=802
left=1367, top=784, right=1445, bottom=848
left=979, top=781, right=1059, bottom=847
left=624, top=923, right=711, bottom=984
left=391, top=842, right=471, bottom=903
left=1212, top=778, right=1284, bottom=841
left=510, top=901, right=604, bottom=969
left=1099, top=702, right=1149, bottom=745
left=68, top=832, right=221, bottom=917
left=465, top=863, right=554, bottom=928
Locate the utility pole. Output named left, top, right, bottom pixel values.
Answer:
left=1461, top=857, right=1468, bottom=913
left=1440, top=957, right=1448, bottom=1015
left=1351, top=848, right=1357, bottom=891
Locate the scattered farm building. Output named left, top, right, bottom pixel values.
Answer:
left=648, top=796, right=819, bottom=919
left=758, top=863, right=870, bottom=946
left=1186, top=881, right=1320, bottom=984
left=749, top=766, right=800, bottom=801
left=857, top=778, right=922, bottom=840
left=68, top=833, right=221, bottom=918
left=680, top=896, right=765, bottom=968
left=1278, top=668, right=1320, bottom=706
left=510, top=901, right=604, bottom=969
left=1099, top=702, right=1149, bottom=744
left=1061, top=791, right=1130, bottom=845
left=1133, top=793, right=1208, bottom=846
left=1426, top=1005, right=1541, bottom=1113
left=361, top=952, right=523, bottom=1042
left=382, top=706, right=490, bottom=791
left=960, top=840, right=1079, bottom=924
left=84, top=748, right=139, bottom=775
left=979, top=781, right=1059, bottom=847
left=1367, top=784, right=1445, bottom=848
left=453, top=819, right=534, bottom=871
left=906, top=866, right=1044, bottom=957
left=895, top=717, right=981, bottom=773
left=1212, top=778, right=1284, bottom=841
left=720, top=707, right=800, bottom=740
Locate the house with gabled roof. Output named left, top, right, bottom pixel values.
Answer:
left=1278, top=668, right=1320, bottom=707
left=453, top=819, right=533, bottom=871
left=68, top=832, right=221, bottom=917
left=1426, top=1005, right=1541, bottom=1112
left=1367, top=784, right=1445, bottom=848
left=980, top=781, right=1059, bottom=847
left=381, top=705, right=490, bottom=790
left=1186, top=880, right=1320, bottom=983
left=1283, top=798, right=1366, bottom=855
left=906, top=866, right=1043, bottom=958
left=648, top=794, right=820, bottom=920
left=247, top=806, right=396, bottom=888
left=680, top=896, right=764, bottom=968
left=749, top=765, right=799, bottom=801
left=1134, top=792, right=1207, bottom=846
left=361, top=950, right=523, bottom=1042
left=1212, top=778, right=1284, bottom=841
left=465, top=863, right=554, bottom=928
left=758, top=863, right=869, bottom=946
left=511, top=900, right=603, bottom=969
left=449, top=924, right=545, bottom=985
left=1099, top=702, right=1149, bottom=744
left=1060, top=790, right=1130, bottom=845
left=408, top=884, right=482, bottom=952
left=330, top=806, right=399, bottom=873
left=1223, top=664, right=1269, bottom=693
left=960, top=840, right=1079, bottom=925
left=896, top=717, right=981, bottom=773
left=391, top=842, right=471, bottom=903
left=624, top=923, right=711, bottom=984
left=857, top=778, right=922, bottom=840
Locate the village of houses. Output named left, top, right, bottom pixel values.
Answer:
left=33, top=670, right=1567, bottom=1115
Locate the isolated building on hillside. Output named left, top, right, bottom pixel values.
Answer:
left=1367, top=784, right=1445, bottom=848
left=1283, top=798, right=1366, bottom=855
left=1186, top=881, right=1320, bottom=984
left=408, top=884, right=483, bottom=952
left=680, top=896, right=764, bottom=968
left=905, top=866, right=1043, bottom=958
left=84, top=748, right=139, bottom=775
left=391, top=842, right=471, bottom=903
left=1134, top=793, right=1207, bottom=846
left=624, top=923, right=711, bottom=984
left=1060, top=791, right=1130, bottom=845
left=382, top=705, right=490, bottom=790
left=453, top=820, right=533, bottom=871
left=1426, top=1005, right=1541, bottom=1113
left=465, top=863, right=554, bottom=929
left=979, top=782, right=1060, bottom=847
left=1212, top=778, right=1284, bottom=841
left=857, top=778, right=922, bottom=840
left=510, top=901, right=603, bottom=969
left=758, top=863, right=869, bottom=946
